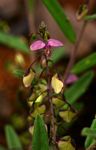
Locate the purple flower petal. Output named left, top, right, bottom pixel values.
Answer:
left=65, top=74, right=78, bottom=84
left=30, top=40, right=45, bottom=51
left=47, top=39, right=63, bottom=48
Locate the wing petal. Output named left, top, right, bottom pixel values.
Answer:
left=48, top=39, right=63, bottom=47
left=30, top=40, right=45, bottom=51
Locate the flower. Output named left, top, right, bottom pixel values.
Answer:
left=51, top=74, right=64, bottom=94
left=65, top=74, right=78, bottom=84
left=30, top=38, right=63, bottom=51
left=23, top=70, right=35, bottom=87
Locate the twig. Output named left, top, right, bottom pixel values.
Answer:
left=63, top=21, right=87, bottom=83
left=23, top=0, right=36, bottom=33
left=63, top=0, right=95, bottom=84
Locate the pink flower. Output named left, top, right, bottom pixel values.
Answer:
left=30, top=39, right=63, bottom=51
left=65, top=74, right=78, bottom=84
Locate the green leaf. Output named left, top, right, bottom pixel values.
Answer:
left=71, top=53, right=96, bottom=74
left=12, top=68, right=25, bottom=78
left=82, top=128, right=96, bottom=138
left=42, top=0, right=76, bottom=43
left=0, top=31, right=29, bottom=54
left=51, top=47, right=65, bottom=64
left=84, top=118, right=96, bottom=148
left=85, top=14, right=96, bottom=21
left=64, top=71, right=94, bottom=105
left=32, top=115, right=49, bottom=150
left=5, top=125, right=23, bottom=150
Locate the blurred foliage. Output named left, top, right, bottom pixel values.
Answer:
left=0, top=31, right=29, bottom=53
left=82, top=118, right=96, bottom=148
left=42, top=0, right=76, bottom=43
left=72, top=53, right=96, bottom=74
left=5, top=125, right=23, bottom=150
left=64, top=71, right=94, bottom=105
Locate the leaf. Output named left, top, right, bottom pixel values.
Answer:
left=0, top=31, right=29, bottom=53
left=12, top=68, right=25, bottom=78
left=51, top=47, right=65, bottom=64
left=32, top=115, right=49, bottom=150
left=64, top=71, right=94, bottom=105
left=85, top=14, right=96, bottom=21
left=83, top=118, right=96, bottom=148
left=42, top=0, right=76, bottom=43
left=5, top=125, right=23, bottom=150
left=82, top=128, right=96, bottom=138
left=71, top=53, right=96, bottom=74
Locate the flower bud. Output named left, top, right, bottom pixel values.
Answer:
left=76, top=4, right=88, bottom=21
left=51, top=74, right=64, bottom=94
left=28, top=101, right=33, bottom=107
left=40, top=56, right=47, bottom=68
left=29, top=126, right=34, bottom=135
left=15, top=53, right=25, bottom=67
left=23, top=70, right=35, bottom=87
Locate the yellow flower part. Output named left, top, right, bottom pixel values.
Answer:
left=51, top=74, right=63, bottom=94
left=15, top=53, right=25, bottom=67
left=58, top=140, right=75, bottom=150
left=76, top=4, right=88, bottom=21
left=23, top=70, right=35, bottom=87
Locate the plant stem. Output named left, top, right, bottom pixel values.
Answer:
left=23, top=0, right=36, bottom=33
left=63, top=21, right=87, bottom=83
left=45, top=54, right=57, bottom=150
left=64, top=0, right=95, bottom=84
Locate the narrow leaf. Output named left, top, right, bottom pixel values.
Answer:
left=5, top=125, right=23, bottom=150
left=0, top=31, right=29, bottom=53
left=85, top=14, right=96, bottom=21
left=42, top=0, right=76, bottom=43
left=71, top=53, right=96, bottom=74
left=64, top=71, right=94, bottom=105
left=32, top=115, right=49, bottom=150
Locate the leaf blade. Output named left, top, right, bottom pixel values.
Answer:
left=42, top=0, right=76, bottom=43
left=32, top=115, right=49, bottom=150
left=71, top=53, right=96, bottom=74
left=0, top=31, right=29, bottom=54
left=5, top=125, right=23, bottom=150
left=64, top=71, right=94, bottom=105
left=85, top=14, right=96, bottom=21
